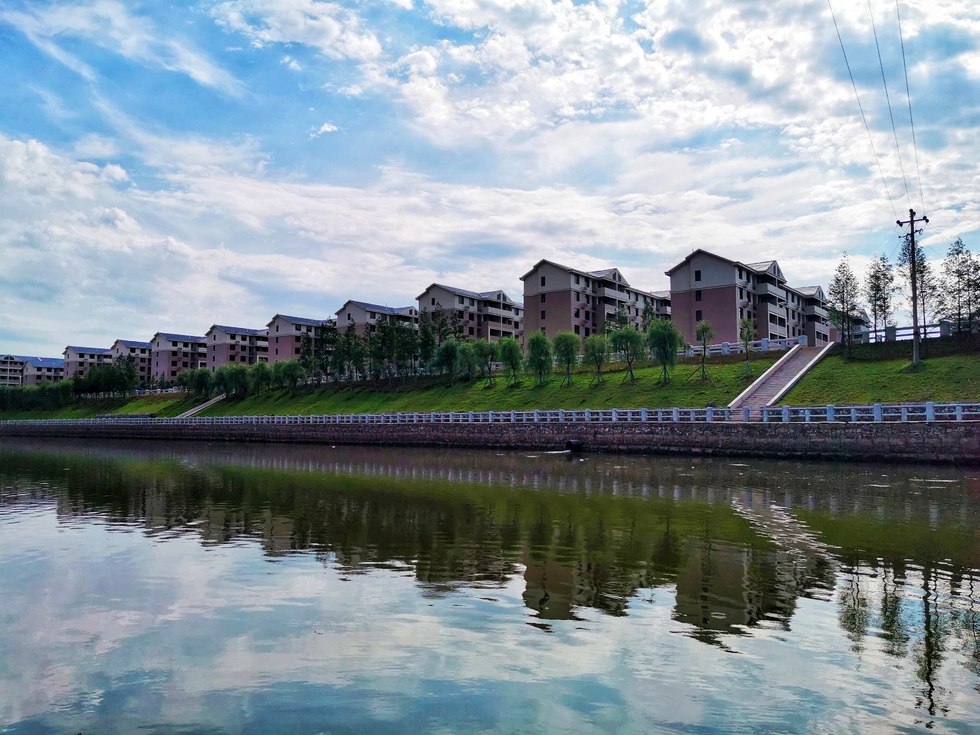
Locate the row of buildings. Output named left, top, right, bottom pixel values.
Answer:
left=1, top=249, right=832, bottom=387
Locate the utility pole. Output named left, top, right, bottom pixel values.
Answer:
left=897, top=208, right=928, bottom=367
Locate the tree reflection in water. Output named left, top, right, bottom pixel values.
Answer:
left=2, top=438, right=980, bottom=725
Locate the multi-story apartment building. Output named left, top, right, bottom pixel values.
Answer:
left=416, top=284, right=524, bottom=342
left=0, top=355, right=26, bottom=387
left=266, top=315, right=335, bottom=363
left=520, top=260, right=671, bottom=340
left=335, top=301, right=419, bottom=336
left=22, top=356, right=66, bottom=385
left=110, top=340, right=153, bottom=384
left=666, top=250, right=831, bottom=346
left=149, top=332, right=206, bottom=381
left=205, top=325, right=269, bottom=370
left=1, top=355, right=67, bottom=386
left=63, top=346, right=112, bottom=378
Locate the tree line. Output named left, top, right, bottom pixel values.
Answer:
left=826, top=237, right=980, bottom=351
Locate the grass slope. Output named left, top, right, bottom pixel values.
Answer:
left=0, top=393, right=198, bottom=421
left=782, top=353, right=980, bottom=405
left=201, top=358, right=777, bottom=417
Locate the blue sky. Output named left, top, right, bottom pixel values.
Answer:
left=1, top=0, right=978, bottom=354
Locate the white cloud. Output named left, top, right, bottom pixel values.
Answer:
left=211, top=0, right=382, bottom=60
left=309, top=122, right=339, bottom=138
left=3, top=0, right=243, bottom=95
left=281, top=55, right=302, bottom=71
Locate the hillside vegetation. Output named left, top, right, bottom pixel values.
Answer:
left=782, top=353, right=980, bottom=405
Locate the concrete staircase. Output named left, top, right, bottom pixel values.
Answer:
left=728, top=343, right=834, bottom=409
left=176, top=393, right=226, bottom=418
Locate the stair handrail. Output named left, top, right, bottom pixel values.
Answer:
left=764, top=342, right=837, bottom=407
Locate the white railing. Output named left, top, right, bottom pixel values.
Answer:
left=3, top=402, right=978, bottom=427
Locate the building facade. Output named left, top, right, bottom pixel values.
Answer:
left=110, top=340, right=153, bottom=385
left=266, top=315, right=334, bottom=363
left=63, top=346, right=113, bottom=378
left=520, top=260, right=671, bottom=340
left=416, top=284, right=524, bottom=342
left=205, top=325, right=269, bottom=370
left=666, top=250, right=831, bottom=346
left=335, top=301, right=418, bottom=336
left=149, top=333, right=206, bottom=381
left=0, top=355, right=26, bottom=387
left=21, top=356, right=66, bottom=385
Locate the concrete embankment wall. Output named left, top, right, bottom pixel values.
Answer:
left=2, top=420, right=978, bottom=465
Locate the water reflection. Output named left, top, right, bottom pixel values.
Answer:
left=2, top=439, right=980, bottom=732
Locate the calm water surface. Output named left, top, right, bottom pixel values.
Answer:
left=2, top=439, right=980, bottom=734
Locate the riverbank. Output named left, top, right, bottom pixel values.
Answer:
left=2, top=417, right=977, bottom=465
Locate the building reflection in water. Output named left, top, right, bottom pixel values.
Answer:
left=2, top=438, right=980, bottom=726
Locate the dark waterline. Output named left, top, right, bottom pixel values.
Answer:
left=1, top=439, right=980, bottom=733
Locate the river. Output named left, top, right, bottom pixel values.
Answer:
left=1, top=439, right=979, bottom=733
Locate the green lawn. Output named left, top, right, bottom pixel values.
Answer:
left=200, top=357, right=777, bottom=417
left=0, top=393, right=198, bottom=421
left=782, top=353, right=980, bottom=405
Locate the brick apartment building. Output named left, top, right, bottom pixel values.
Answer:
left=266, top=314, right=334, bottom=363
left=63, top=346, right=112, bottom=378
left=205, top=325, right=269, bottom=370
left=0, top=355, right=65, bottom=386
left=416, top=284, right=524, bottom=342
left=149, top=332, right=206, bottom=381
left=520, top=260, right=671, bottom=340
left=666, top=250, right=831, bottom=346
left=110, top=340, right=152, bottom=384
left=335, top=301, right=419, bottom=336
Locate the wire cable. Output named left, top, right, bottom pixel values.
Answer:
left=828, top=0, right=898, bottom=219
left=895, top=0, right=925, bottom=212
left=868, top=0, right=912, bottom=206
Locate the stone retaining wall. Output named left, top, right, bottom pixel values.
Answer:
left=2, top=420, right=977, bottom=465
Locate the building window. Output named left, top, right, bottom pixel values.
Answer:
left=540, top=327, right=546, bottom=334
left=540, top=294, right=546, bottom=303
left=431, top=298, right=436, bottom=305
left=468, top=327, right=475, bottom=336
left=694, top=270, right=701, bottom=282
left=574, top=308, right=580, bottom=318
left=695, top=290, right=702, bottom=302
left=540, top=276, right=546, bottom=287
left=696, top=310, right=702, bottom=321
left=540, top=310, right=546, bottom=320
left=574, top=325, right=580, bottom=335
left=574, top=292, right=579, bottom=302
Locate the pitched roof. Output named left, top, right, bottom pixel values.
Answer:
left=344, top=300, right=416, bottom=316
left=65, top=346, right=111, bottom=354
left=744, top=260, right=776, bottom=272
left=154, top=333, right=206, bottom=343
left=796, top=285, right=823, bottom=298
left=114, top=339, right=152, bottom=349
left=417, top=283, right=518, bottom=303
left=210, top=325, right=268, bottom=337
left=20, top=356, right=65, bottom=369
left=269, top=314, right=333, bottom=327
left=650, top=290, right=670, bottom=299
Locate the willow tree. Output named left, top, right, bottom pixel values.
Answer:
left=498, top=336, right=523, bottom=385
left=738, top=317, right=757, bottom=378
left=648, top=319, right=683, bottom=383
left=610, top=328, right=645, bottom=383
left=553, top=331, right=580, bottom=386
left=526, top=331, right=553, bottom=385
left=695, top=320, right=714, bottom=381
left=584, top=334, right=607, bottom=386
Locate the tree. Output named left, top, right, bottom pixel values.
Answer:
left=604, top=303, right=630, bottom=334
left=640, top=301, right=657, bottom=331
left=272, top=360, right=306, bottom=390
left=331, top=326, right=366, bottom=382
left=455, top=340, right=480, bottom=382
left=940, top=238, right=978, bottom=333
left=435, top=339, right=460, bottom=384
left=648, top=319, right=683, bottom=383
left=299, top=333, right=316, bottom=376
left=553, top=332, right=580, bottom=386
left=418, top=315, right=437, bottom=372
left=898, top=234, right=939, bottom=342
left=865, top=254, right=896, bottom=338
left=498, top=336, right=523, bottom=385
left=248, top=361, right=272, bottom=394
left=472, top=339, right=499, bottom=386
left=609, top=328, right=645, bottom=383
left=189, top=368, right=213, bottom=397
left=525, top=331, right=553, bottom=385
left=738, top=317, right=757, bottom=378
left=583, top=334, right=608, bottom=385
left=694, top=320, right=715, bottom=381
left=827, top=254, right=862, bottom=354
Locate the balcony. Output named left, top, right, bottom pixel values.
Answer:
left=755, top=282, right=786, bottom=302
left=804, top=303, right=828, bottom=319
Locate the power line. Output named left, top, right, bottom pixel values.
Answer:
left=828, top=0, right=898, bottom=219
left=867, top=0, right=912, bottom=206
left=894, top=0, right=925, bottom=211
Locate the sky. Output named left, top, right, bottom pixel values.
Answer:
left=1, top=0, right=978, bottom=355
